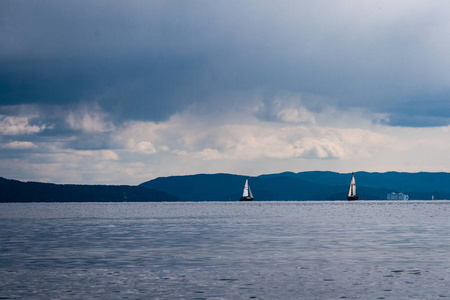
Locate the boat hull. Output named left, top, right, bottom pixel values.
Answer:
left=240, top=197, right=254, bottom=201
left=347, top=196, right=359, bottom=201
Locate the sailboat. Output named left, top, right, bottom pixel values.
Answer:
left=240, top=178, right=254, bottom=201
left=347, top=172, right=359, bottom=201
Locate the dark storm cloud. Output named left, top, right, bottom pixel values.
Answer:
left=2, top=1, right=450, bottom=127
left=0, top=55, right=213, bottom=121
left=0, top=0, right=223, bottom=121
left=378, top=93, right=450, bottom=127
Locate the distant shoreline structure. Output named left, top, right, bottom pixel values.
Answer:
left=387, top=192, right=409, bottom=200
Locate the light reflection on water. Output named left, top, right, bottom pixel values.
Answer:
left=1, top=201, right=450, bottom=299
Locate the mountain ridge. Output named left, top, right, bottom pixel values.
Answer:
left=2, top=171, right=449, bottom=202
left=0, top=177, right=178, bottom=202
left=140, top=171, right=449, bottom=201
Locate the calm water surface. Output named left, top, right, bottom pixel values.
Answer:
left=1, top=201, right=450, bottom=299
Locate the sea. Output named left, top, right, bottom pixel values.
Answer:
left=1, top=201, right=450, bottom=299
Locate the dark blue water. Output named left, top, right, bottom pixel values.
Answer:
left=1, top=201, right=450, bottom=299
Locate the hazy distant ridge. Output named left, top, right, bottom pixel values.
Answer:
left=140, top=171, right=450, bottom=201
left=0, top=177, right=178, bottom=202
left=2, top=171, right=449, bottom=202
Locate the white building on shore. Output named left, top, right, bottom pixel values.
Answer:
left=387, top=192, right=409, bottom=200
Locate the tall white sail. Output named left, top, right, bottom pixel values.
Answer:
left=240, top=178, right=254, bottom=201
left=348, top=173, right=356, bottom=197
left=242, top=179, right=249, bottom=197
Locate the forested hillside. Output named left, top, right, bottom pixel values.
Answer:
left=3, top=171, right=448, bottom=202
left=0, top=177, right=178, bottom=202
left=141, top=172, right=449, bottom=201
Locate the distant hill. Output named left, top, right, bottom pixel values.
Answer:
left=3, top=171, right=449, bottom=202
left=291, top=171, right=450, bottom=193
left=140, top=171, right=450, bottom=201
left=0, top=177, right=178, bottom=202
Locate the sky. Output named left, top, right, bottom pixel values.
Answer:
left=2, top=0, right=450, bottom=185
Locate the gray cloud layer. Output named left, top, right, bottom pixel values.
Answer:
left=2, top=1, right=450, bottom=126
left=2, top=1, right=450, bottom=184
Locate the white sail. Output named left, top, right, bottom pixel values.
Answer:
left=348, top=173, right=356, bottom=197
left=242, top=179, right=249, bottom=197
left=240, top=178, right=254, bottom=201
